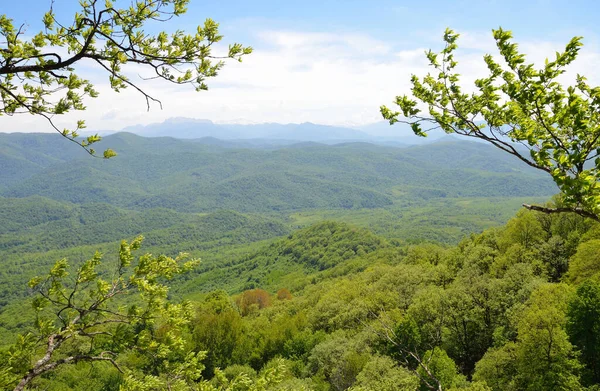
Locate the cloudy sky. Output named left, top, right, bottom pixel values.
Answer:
left=2, top=0, right=600, bottom=132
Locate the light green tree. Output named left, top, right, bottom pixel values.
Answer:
left=349, top=355, right=418, bottom=391
left=0, top=236, right=200, bottom=391
left=192, top=291, right=244, bottom=377
left=515, top=283, right=581, bottom=390
left=0, top=0, right=251, bottom=157
left=198, top=358, right=289, bottom=391
left=474, top=283, right=582, bottom=391
left=417, top=348, right=465, bottom=391
left=473, top=343, right=518, bottom=391
left=382, top=28, right=600, bottom=221
left=568, top=239, right=600, bottom=284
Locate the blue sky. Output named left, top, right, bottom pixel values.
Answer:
left=3, top=0, right=600, bottom=132
left=6, top=1, right=598, bottom=42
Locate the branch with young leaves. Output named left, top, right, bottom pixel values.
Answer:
left=0, top=0, right=252, bottom=158
left=381, top=28, right=600, bottom=221
left=1, top=236, right=199, bottom=391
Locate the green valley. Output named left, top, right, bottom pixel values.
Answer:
left=0, top=0, right=600, bottom=391
left=0, top=134, right=555, bottom=307
left=2, top=3, right=599, bottom=389
left=3, top=130, right=591, bottom=391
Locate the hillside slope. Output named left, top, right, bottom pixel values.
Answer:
left=1, top=133, right=557, bottom=213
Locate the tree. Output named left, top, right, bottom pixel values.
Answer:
left=567, top=239, right=600, bottom=284
left=513, top=283, right=581, bottom=390
left=500, top=210, right=546, bottom=251
left=416, top=348, right=464, bottom=391
left=276, top=288, right=293, bottom=301
left=474, top=284, right=582, bottom=391
left=236, top=288, right=272, bottom=317
left=196, top=358, right=288, bottom=391
left=0, top=236, right=200, bottom=391
left=349, top=355, right=418, bottom=391
left=0, top=0, right=251, bottom=157
left=191, top=291, right=244, bottom=377
left=374, top=312, right=446, bottom=391
left=307, top=331, right=370, bottom=391
left=473, top=343, right=518, bottom=391
left=381, top=28, right=600, bottom=221
left=567, top=280, right=600, bottom=386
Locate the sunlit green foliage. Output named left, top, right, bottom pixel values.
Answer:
left=0, top=1, right=251, bottom=156
left=1, top=236, right=200, bottom=391
left=568, top=239, right=600, bottom=284
left=382, top=28, right=600, bottom=221
left=349, top=355, right=418, bottom=391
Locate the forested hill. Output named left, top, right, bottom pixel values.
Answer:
left=0, top=132, right=558, bottom=308
left=1, top=132, right=556, bottom=212
left=4, top=132, right=598, bottom=391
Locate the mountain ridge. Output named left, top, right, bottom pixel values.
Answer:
left=86, top=117, right=447, bottom=143
left=0, top=132, right=557, bottom=214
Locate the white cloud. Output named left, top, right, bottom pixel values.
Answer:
left=2, top=28, right=599, bottom=133
left=258, top=30, right=393, bottom=56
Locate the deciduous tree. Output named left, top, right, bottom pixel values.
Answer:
left=382, top=28, right=600, bottom=221
left=0, top=236, right=199, bottom=391
left=567, top=280, right=600, bottom=386
left=0, top=0, right=251, bottom=157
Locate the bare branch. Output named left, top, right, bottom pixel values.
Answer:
left=522, top=203, right=599, bottom=222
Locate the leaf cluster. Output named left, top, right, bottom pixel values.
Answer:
left=0, top=0, right=251, bottom=157
left=382, top=28, right=600, bottom=220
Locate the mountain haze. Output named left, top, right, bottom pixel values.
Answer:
left=101, top=117, right=447, bottom=144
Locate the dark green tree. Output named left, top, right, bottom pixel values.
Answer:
left=567, top=280, right=600, bottom=386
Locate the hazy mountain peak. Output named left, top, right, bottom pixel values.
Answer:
left=101, top=117, right=455, bottom=144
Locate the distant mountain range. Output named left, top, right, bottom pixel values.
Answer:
left=93, top=117, right=448, bottom=144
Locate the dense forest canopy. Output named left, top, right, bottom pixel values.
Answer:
left=2, top=199, right=600, bottom=390
left=1, top=133, right=599, bottom=390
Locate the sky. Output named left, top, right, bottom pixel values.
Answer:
left=2, top=0, right=600, bottom=133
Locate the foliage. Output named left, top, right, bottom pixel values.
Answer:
left=2, top=133, right=600, bottom=389
left=307, top=331, right=370, bottom=390
left=417, top=348, right=464, bottom=391
left=474, top=284, right=582, bottom=391
left=349, top=355, right=418, bottom=391
left=0, top=0, right=250, bottom=156
left=0, top=206, right=598, bottom=389
left=567, top=280, right=600, bottom=386
left=236, top=289, right=272, bottom=317
left=514, top=283, right=581, bottom=390
left=568, top=239, right=600, bottom=284
left=276, top=288, right=292, bottom=301
left=473, top=343, right=518, bottom=391
left=191, top=291, right=244, bottom=377
left=196, top=358, right=288, bottom=391
left=382, top=28, right=600, bottom=221
left=0, top=236, right=199, bottom=391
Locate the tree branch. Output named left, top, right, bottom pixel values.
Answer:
left=522, top=203, right=599, bottom=222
